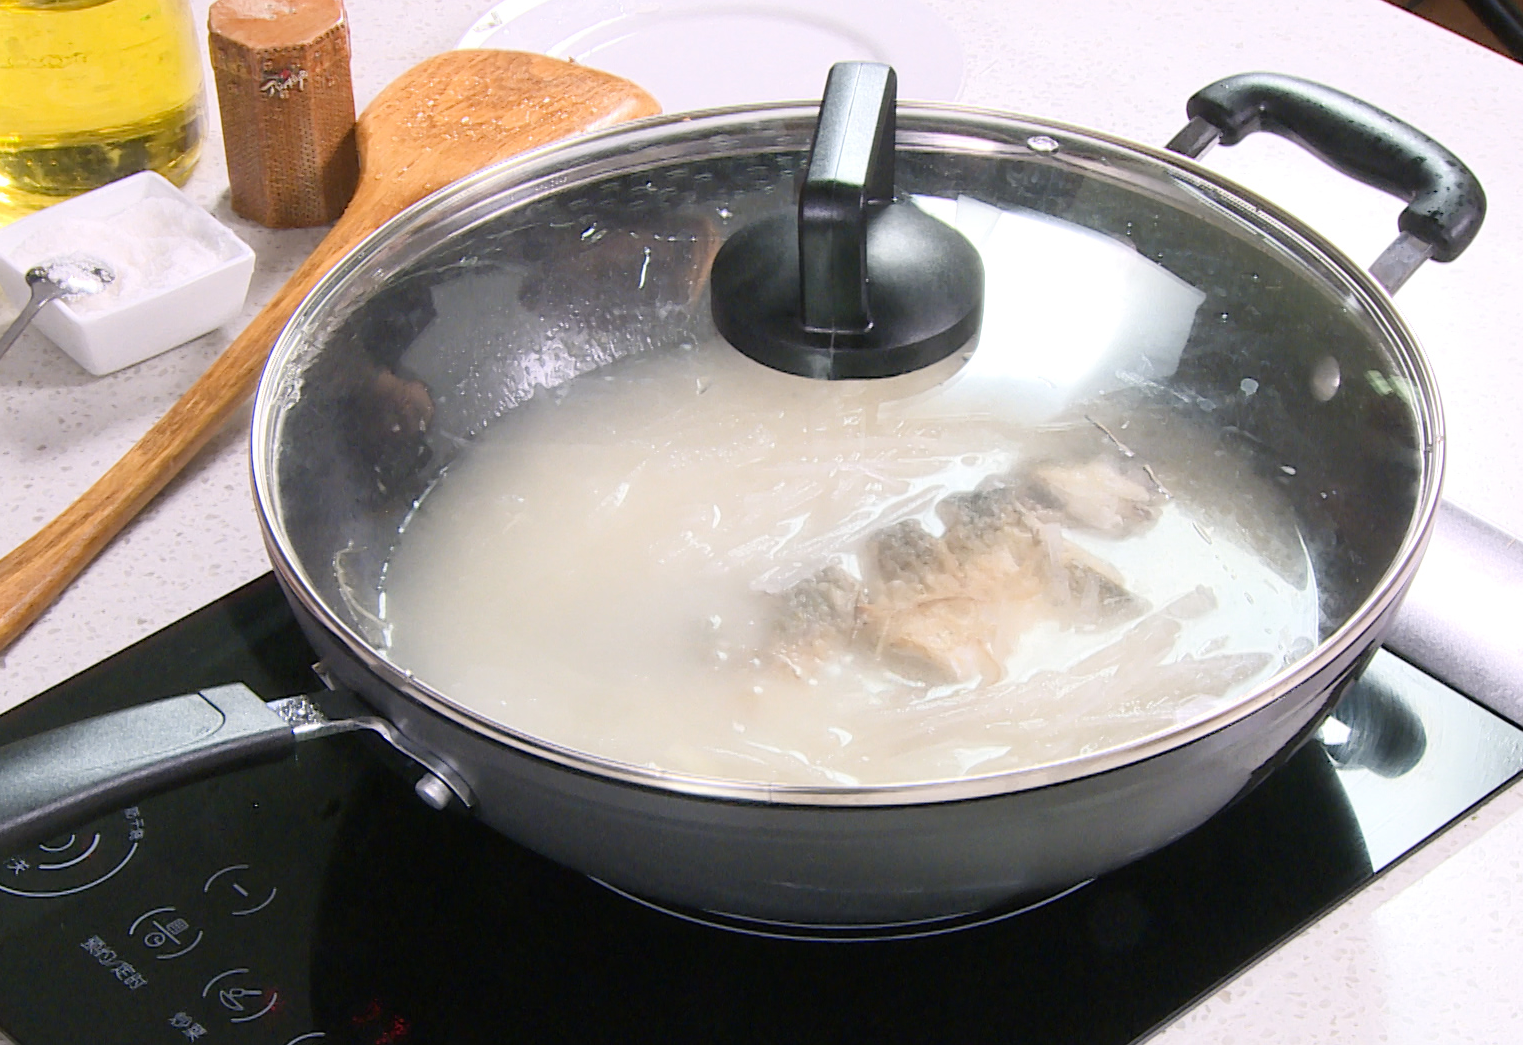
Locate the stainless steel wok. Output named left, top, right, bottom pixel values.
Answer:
left=0, top=68, right=1485, bottom=926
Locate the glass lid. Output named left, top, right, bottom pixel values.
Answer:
left=254, top=67, right=1441, bottom=797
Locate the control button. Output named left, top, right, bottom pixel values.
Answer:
left=202, top=968, right=279, bottom=1023
left=202, top=864, right=277, bottom=916
left=36, top=834, right=79, bottom=856
left=128, top=905, right=204, bottom=959
left=0, top=808, right=142, bottom=898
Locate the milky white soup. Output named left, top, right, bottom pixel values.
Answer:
left=379, top=338, right=1319, bottom=787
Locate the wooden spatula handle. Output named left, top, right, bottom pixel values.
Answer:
left=0, top=226, right=350, bottom=651
left=0, top=51, right=658, bottom=654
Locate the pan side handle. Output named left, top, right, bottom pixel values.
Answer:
left=0, top=684, right=294, bottom=854
left=1165, top=72, right=1486, bottom=293
left=1384, top=502, right=1523, bottom=727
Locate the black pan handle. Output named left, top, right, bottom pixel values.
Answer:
left=1166, top=72, right=1486, bottom=292
left=0, top=684, right=295, bottom=854
left=0, top=684, right=476, bottom=855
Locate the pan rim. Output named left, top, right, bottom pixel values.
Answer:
left=251, top=101, right=1445, bottom=807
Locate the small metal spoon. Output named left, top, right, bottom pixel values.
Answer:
left=0, top=256, right=115, bottom=363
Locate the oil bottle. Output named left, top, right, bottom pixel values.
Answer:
left=0, top=0, right=204, bottom=225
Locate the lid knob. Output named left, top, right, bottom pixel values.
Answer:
left=710, top=62, right=984, bottom=379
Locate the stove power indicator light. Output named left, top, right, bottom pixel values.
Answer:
left=351, top=998, right=412, bottom=1045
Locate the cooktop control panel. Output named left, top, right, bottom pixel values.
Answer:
left=0, top=739, right=372, bottom=1045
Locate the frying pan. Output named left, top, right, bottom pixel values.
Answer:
left=0, top=69, right=1484, bottom=925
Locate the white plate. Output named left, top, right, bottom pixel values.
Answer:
left=458, top=0, right=964, bottom=113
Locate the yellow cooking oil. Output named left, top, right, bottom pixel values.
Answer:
left=0, top=0, right=204, bottom=225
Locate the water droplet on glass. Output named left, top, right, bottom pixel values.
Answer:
left=1280, top=464, right=1297, bottom=476
left=1310, top=356, right=1341, bottom=402
left=1026, top=135, right=1060, bottom=153
left=1239, top=377, right=1259, bottom=395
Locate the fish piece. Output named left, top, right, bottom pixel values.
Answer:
left=771, top=564, right=863, bottom=673
left=862, top=593, right=1002, bottom=683
left=1044, top=532, right=1147, bottom=625
left=937, top=484, right=1047, bottom=603
left=1027, top=456, right=1164, bottom=536
left=870, top=519, right=966, bottom=597
left=759, top=455, right=1156, bottom=685
left=855, top=520, right=998, bottom=682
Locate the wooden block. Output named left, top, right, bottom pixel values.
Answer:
left=209, top=0, right=359, bottom=227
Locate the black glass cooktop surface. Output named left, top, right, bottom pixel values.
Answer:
left=0, top=573, right=1520, bottom=1045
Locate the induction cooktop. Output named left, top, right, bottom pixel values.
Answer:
left=0, top=569, right=1519, bottom=1045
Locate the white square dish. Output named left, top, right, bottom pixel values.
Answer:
left=0, top=171, right=255, bottom=375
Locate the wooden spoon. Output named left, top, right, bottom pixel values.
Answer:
left=0, top=50, right=659, bottom=652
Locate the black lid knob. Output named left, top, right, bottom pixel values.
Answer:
left=710, top=62, right=984, bottom=380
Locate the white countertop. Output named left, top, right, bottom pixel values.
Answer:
left=2, top=0, right=1521, bottom=1039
